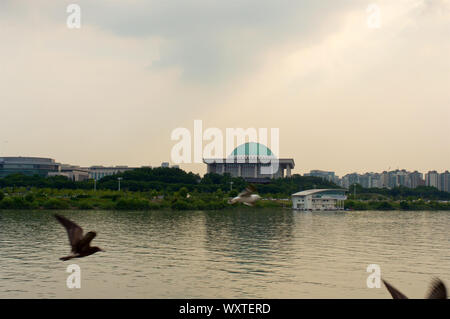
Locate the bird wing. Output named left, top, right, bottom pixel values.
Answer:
left=78, top=231, right=97, bottom=249
left=426, top=279, right=447, bottom=299
left=238, top=185, right=256, bottom=198
left=54, top=214, right=84, bottom=252
left=77, top=231, right=97, bottom=252
left=383, top=280, right=408, bottom=299
left=238, top=189, right=251, bottom=198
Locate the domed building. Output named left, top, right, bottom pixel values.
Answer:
left=203, top=142, right=295, bottom=182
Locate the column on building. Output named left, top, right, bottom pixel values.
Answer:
left=286, top=166, right=292, bottom=178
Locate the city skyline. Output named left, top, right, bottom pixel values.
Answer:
left=1, top=152, right=450, bottom=178
left=1, top=1, right=449, bottom=177
left=306, top=168, right=450, bottom=192
left=1, top=154, right=449, bottom=192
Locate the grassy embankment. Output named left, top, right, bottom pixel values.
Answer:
left=0, top=168, right=449, bottom=211
left=0, top=187, right=449, bottom=211
left=0, top=187, right=290, bottom=211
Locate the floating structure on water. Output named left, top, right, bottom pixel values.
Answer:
left=291, top=189, right=347, bottom=211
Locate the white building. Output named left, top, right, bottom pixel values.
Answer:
left=48, top=165, right=89, bottom=182
left=87, top=166, right=136, bottom=181
left=292, top=189, right=347, bottom=211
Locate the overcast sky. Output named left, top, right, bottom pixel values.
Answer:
left=0, top=0, right=449, bottom=176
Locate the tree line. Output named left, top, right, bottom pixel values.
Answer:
left=0, top=167, right=448, bottom=200
left=0, top=167, right=337, bottom=197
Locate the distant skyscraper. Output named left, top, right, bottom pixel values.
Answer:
left=425, top=171, right=439, bottom=189
left=310, top=169, right=447, bottom=192
left=306, top=170, right=336, bottom=183
left=439, top=171, right=450, bottom=192
left=407, top=171, right=424, bottom=188
left=380, top=171, right=390, bottom=188
left=341, top=173, right=360, bottom=188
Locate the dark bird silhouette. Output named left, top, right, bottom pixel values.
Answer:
left=55, top=214, right=104, bottom=261
left=383, top=278, right=447, bottom=299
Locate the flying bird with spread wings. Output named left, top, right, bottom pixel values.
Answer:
left=228, top=185, right=261, bottom=206
left=383, top=278, right=447, bottom=299
left=55, top=214, right=104, bottom=261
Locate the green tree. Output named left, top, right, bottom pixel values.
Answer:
left=399, top=201, right=410, bottom=210
left=178, top=187, right=189, bottom=198
left=25, top=193, right=34, bottom=203
left=228, top=189, right=238, bottom=197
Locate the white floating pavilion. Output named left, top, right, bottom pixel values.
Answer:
left=291, top=189, right=347, bottom=211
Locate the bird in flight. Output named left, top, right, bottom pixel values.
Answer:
left=383, top=278, right=447, bottom=299
left=228, top=185, right=261, bottom=206
left=55, top=214, right=104, bottom=261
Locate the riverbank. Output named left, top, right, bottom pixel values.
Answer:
left=0, top=187, right=289, bottom=211
left=345, top=199, right=450, bottom=211
left=0, top=187, right=449, bottom=211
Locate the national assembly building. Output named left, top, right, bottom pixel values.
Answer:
left=203, top=142, right=295, bottom=183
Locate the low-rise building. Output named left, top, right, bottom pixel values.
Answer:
left=48, top=165, right=90, bottom=182
left=86, top=166, right=136, bottom=181
left=0, top=157, right=60, bottom=178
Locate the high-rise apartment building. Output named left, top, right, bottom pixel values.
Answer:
left=425, top=171, right=439, bottom=189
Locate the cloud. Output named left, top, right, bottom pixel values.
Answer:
left=65, top=0, right=362, bottom=83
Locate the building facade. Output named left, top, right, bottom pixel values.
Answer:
left=425, top=171, right=439, bottom=189
left=439, top=171, right=450, bottom=192
left=305, top=170, right=340, bottom=184
left=48, top=165, right=90, bottom=182
left=86, top=166, right=137, bottom=181
left=0, top=157, right=60, bottom=178
left=291, top=189, right=347, bottom=211
left=339, top=170, right=426, bottom=190
left=203, top=142, right=295, bottom=182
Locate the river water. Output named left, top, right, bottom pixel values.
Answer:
left=0, top=209, right=448, bottom=298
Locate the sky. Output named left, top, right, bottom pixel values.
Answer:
left=0, top=0, right=449, bottom=177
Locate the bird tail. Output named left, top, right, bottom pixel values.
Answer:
left=60, top=255, right=75, bottom=261
left=382, top=279, right=408, bottom=299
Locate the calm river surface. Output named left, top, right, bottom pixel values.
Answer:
left=0, top=209, right=448, bottom=298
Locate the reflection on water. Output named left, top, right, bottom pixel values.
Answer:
left=0, top=209, right=448, bottom=298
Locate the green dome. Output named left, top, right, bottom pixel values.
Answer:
left=229, top=142, right=274, bottom=157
